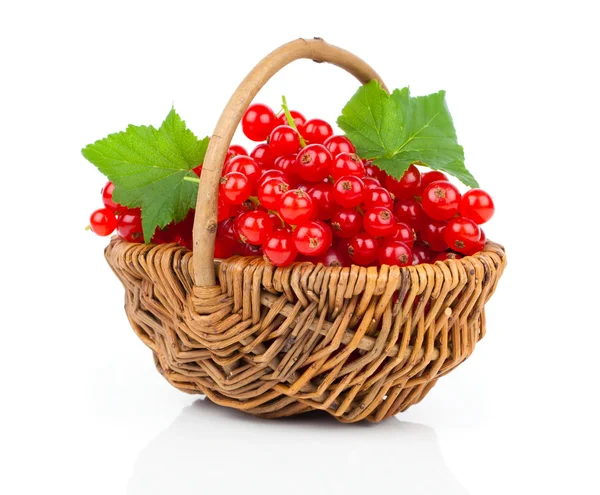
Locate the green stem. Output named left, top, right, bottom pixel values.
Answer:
left=184, top=176, right=200, bottom=183
left=281, top=95, right=307, bottom=147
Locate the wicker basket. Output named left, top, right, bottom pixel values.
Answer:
left=105, top=38, right=506, bottom=423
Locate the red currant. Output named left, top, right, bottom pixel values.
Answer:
left=258, top=177, right=289, bottom=210
left=223, top=156, right=262, bottom=189
left=364, top=186, right=393, bottom=209
left=385, top=164, right=421, bottom=200
left=332, top=176, right=365, bottom=208
left=443, top=217, right=481, bottom=255
left=378, top=241, right=412, bottom=267
left=330, top=209, right=362, bottom=238
left=459, top=189, right=495, bottom=224
left=307, top=183, right=338, bottom=220
left=269, top=125, right=301, bottom=157
left=219, top=172, right=252, bottom=205
left=391, top=222, right=415, bottom=248
left=393, top=199, right=425, bottom=230
left=250, top=143, right=275, bottom=168
left=293, top=220, right=332, bottom=256
left=101, top=182, right=124, bottom=214
left=273, top=154, right=298, bottom=179
left=217, top=196, right=235, bottom=222
left=412, top=242, right=433, bottom=264
left=422, top=181, right=461, bottom=221
left=117, top=209, right=144, bottom=242
left=420, top=220, right=448, bottom=252
left=214, top=238, right=236, bottom=259
left=227, top=145, right=248, bottom=161
left=347, top=232, right=378, bottom=266
left=263, top=230, right=298, bottom=266
left=217, top=217, right=240, bottom=243
left=323, top=135, right=356, bottom=155
left=420, top=171, right=448, bottom=193
left=311, top=245, right=348, bottom=267
left=330, top=153, right=365, bottom=180
left=362, top=177, right=382, bottom=190
left=242, top=103, right=277, bottom=141
left=89, top=207, right=117, bottom=236
left=236, top=211, right=274, bottom=245
left=276, top=110, right=306, bottom=130
left=363, top=207, right=396, bottom=237
left=295, top=144, right=332, bottom=182
left=433, top=252, right=463, bottom=262
left=259, top=169, right=287, bottom=186
left=302, top=119, right=333, bottom=144
left=237, top=242, right=263, bottom=257
left=279, top=189, right=314, bottom=225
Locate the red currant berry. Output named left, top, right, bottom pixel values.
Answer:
left=420, top=171, right=448, bottom=193
left=393, top=199, right=425, bottom=230
left=312, top=245, right=348, bottom=267
left=263, top=231, right=298, bottom=266
left=274, top=154, right=298, bottom=179
left=269, top=125, right=301, bottom=157
left=391, top=222, right=415, bottom=248
left=276, top=110, right=306, bottom=130
left=219, top=172, right=252, bottom=205
left=362, top=177, right=382, bottom=190
left=89, top=207, right=117, bottom=236
left=330, top=153, right=365, bottom=180
left=223, top=156, right=262, bottom=189
left=443, top=217, right=481, bottom=255
left=330, top=209, right=362, bottom=238
left=323, top=135, right=356, bottom=155
left=258, top=177, right=289, bottom=210
left=279, top=189, right=314, bottom=225
left=302, top=118, right=333, bottom=144
left=434, top=251, right=463, bottom=262
left=217, top=196, right=235, bottom=222
left=422, top=181, right=461, bottom=221
left=237, top=242, right=263, bottom=257
left=217, top=217, right=239, bottom=243
left=459, top=189, right=495, bottom=224
left=293, top=220, right=332, bottom=256
left=378, top=241, right=412, bottom=267
left=385, top=164, right=421, bottom=200
left=250, top=143, right=275, bottom=168
left=364, top=186, right=393, bottom=210
left=214, top=238, right=236, bottom=259
left=307, top=183, right=338, bottom=220
left=117, top=209, right=144, bottom=242
left=347, top=232, right=378, bottom=266
left=101, top=182, right=124, bottom=214
left=420, top=220, right=448, bottom=252
left=226, top=145, right=248, bottom=161
left=363, top=207, right=396, bottom=237
left=259, top=169, right=286, bottom=186
left=242, top=103, right=277, bottom=141
left=412, top=242, right=433, bottom=264
left=237, top=211, right=274, bottom=245
left=295, top=144, right=332, bottom=182
left=332, top=175, right=365, bottom=208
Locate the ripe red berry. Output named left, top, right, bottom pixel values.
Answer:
left=420, top=220, right=448, bottom=252
left=330, top=209, right=362, bottom=238
left=385, top=164, right=421, bottom=200
left=459, top=189, right=495, bottom=224
left=279, top=189, right=314, bottom=225
left=276, top=110, right=306, bottom=130
left=307, top=183, right=338, bottom=220
left=362, top=177, right=382, bottom=190
left=117, top=209, right=144, bottom=242
left=242, top=103, right=277, bottom=141
left=443, top=217, right=481, bottom=255
left=217, top=196, right=235, bottom=222
left=101, top=182, right=124, bottom=214
left=273, top=154, right=298, bottom=179
left=433, top=252, right=463, bottom=262
left=259, top=169, right=287, bottom=186
left=226, top=145, right=248, bottom=161
left=412, top=242, right=433, bottom=264
left=311, top=245, right=348, bottom=267
left=293, top=221, right=332, bottom=256
left=214, top=238, right=236, bottom=259
left=378, top=241, right=412, bottom=267
left=393, top=198, right=426, bottom=230
left=89, top=207, right=117, bottom=236
left=295, top=144, right=332, bottom=182
left=391, top=222, right=415, bottom=248
left=250, top=143, right=275, bottom=168
left=237, top=242, right=263, bottom=257
left=420, top=171, right=448, bottom=193
left=223, top=156, right=262, bottom=189
left=330, top=153, right=365, bottom=180
left=347, top=232, right=378, bottom=266
left=332, top=175, right=365, bottom=208
left=217, top=217, right=240, bottom=243
left=269, top=125, right=301, bottom=157
left=258, top=177, right=289, bottom=210
left=236, top=211, right=274, bottom=245
left=263, top=230, right=298, bottom=266
left=323, top=135, right=356, bottom=155
left=422, top=181, right=461, bottom=221
left=302, top=119, right=333, bottom=144
left=363, top=207, right=396, bottom=237
left=364, top=186, right=393, bottom=210
left=219, top=172, right=252, bottom=205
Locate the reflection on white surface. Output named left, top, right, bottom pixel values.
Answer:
left=128, top=399, right=468, bottom=494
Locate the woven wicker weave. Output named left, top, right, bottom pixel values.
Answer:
left=105, top=38, right=506, bottom=423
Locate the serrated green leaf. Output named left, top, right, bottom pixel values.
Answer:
left=82, top=109, right=209, bottom=241
left=337, top=81, right=479, bottom=188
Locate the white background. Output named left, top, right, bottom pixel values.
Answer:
left=1, top=1, right=599, bottom=493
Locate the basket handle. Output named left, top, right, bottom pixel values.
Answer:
left=193, top=38, right=387, bottom=287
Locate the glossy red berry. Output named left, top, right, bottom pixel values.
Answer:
left=391, top=222, right=415, bottom=248
left=422, top=181, right=461, bottom=221
left=393, top=199, right=426, bottom=230
left=378, top=241, right=412, bottom=267
left=236, top=211, right=274, bottom=245
left=214, top=238, right=236, bottom=259
left=117, top=209, right=144, bottom=242
left=295, top=144, right=332, bottom=182
left=443, top=217, right=481, bottom=255
left=332, top=176, right=365, bottom=208
left=223, top=156, right=262, bottom=189
left=459, top=189, right=495, bottom=224
left=89, top=207, right=117, bottom=236
left=311, top=245, right=348, bottom=267
left=330, top=153, right=365, bottom=180
left=258, top=177, right=289, bottom=210
left=227, top=145, right=248, bottom=161
left=269, top=125, right=301, bottom=157
left=101, top=182, right=124, bottom=214
left=259, top=169, right=287, bottom=186
left=219, top=172, right=252, bottom=205
left=293, top=221, right=332, bottom=256
left=302, top=119, right=333, bottom=144
left=273, top=154, right=298, bottom=179
left=263, top=230, right=298, bottom=266
left=277, top=110, right=306, bottom=130
left=363, top=207, right=396, bottom=237
left=362, top=177, right=382, bottom=190
left=323, top=135, right=356, bottom=156
left=385, top=164, right=421, bottom=200
left=330, top=209, right=362, bottom=238
left=420, top=171, right=448, bottom=193
left=217, top=217, right=239, bottom=243
left=364, top=186, right=393, bottom=210
left=242, top=103, right=277, bottom=141
left=279, top=189, right=314, bottom=225
left=237, top=242, right=263, bottom=257
left=217, top=196, right=235, bottom=222
left=347, top=232, right=378, bottom=266
left=434, top=252, right=463, bottom=262
left=250, top=143, right=275, bottom=168
left=412, top=242, right=433, bottom=264
left=307, top=183, right=338, bottom=220
left=420, top=220, right=448, bottom=252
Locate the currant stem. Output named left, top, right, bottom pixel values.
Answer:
left=281, top=95, right=307, bottom=147
left=184, top=176, right=201, bottom=183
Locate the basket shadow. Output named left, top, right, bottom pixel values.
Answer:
left=128, top=398, right=469, bottom=494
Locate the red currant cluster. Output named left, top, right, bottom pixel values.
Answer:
left=89, top=102, right=495, bottom=268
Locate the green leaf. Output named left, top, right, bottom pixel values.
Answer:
left=82, top=109, right=209, bottom=241
left=337, top=81, right=478, bottom=188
